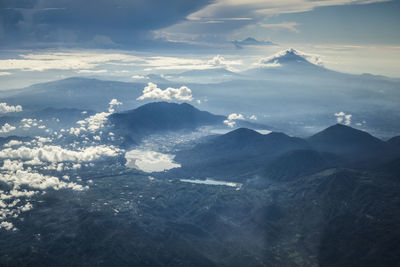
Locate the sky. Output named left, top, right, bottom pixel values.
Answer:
left=0, top=0, right=399, bottom=89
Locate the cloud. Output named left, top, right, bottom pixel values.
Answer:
left=188, top=0, right=387, bottom=19
left=0, top=103, right=23, bottom=114
left=137, top=82, right=194, bottom=102
left=224, top=113, right=245, bottom=127
left=260, top=22, right=300, bottom=33
left=0, top=145, right=121, bottom=164
left=0, top=158, right=86, bottom=230
left=0, top=52, right=143, bottom=72
left=0, top=0, right=211, bottom=48
left=334, top=111, right=352, bottom=125
left=249, top=115, right=257, bottom=120
left=70, top=98, right=122, bottom=135
left=0, top=72, right=11, bottom=76
left=76, top=69, right=108, bottom=74
left=227, top=113, right=245, bottom=120
left=144, top=55, right=241, bottom=71
left=19, top=118, right=46, bottom=130
left=0, top=123, right=16, bottom=133
left=160, top=0, right=386, bottom=46
left=131, top=75, right=148, bottom=80
left=0, top=97, right=127, bottom=230
left=3, top=140, right=23, bottom=147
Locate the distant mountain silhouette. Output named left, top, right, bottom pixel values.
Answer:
left=174, top=128, right=310, bottom=179
left=110, top=102, right=225, bottom=141
left=171, top=124, right=400, bottom=180
left=308, top=124, right=388, bottom=159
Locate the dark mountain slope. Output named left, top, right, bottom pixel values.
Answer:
left=308, top=124, right=389, bottom=159
left=110, top=102, right=225, bottom=140
left=264, top=149, right=341, bottom=181
left=173, top=128, right=310, bottom=179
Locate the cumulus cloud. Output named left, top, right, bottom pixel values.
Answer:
left=0, top=103, right=23, bottom=114
left=207, top=55, right=240, bottom=71
left=20, top=118, right=45, bottom=129
left=224, top=113, right=245, bottom=128
left=334, top=111, right=352, bottom=125
left=227, top=113, right=245, bottom=120
left=0, top=97, right=128, bottom=230
left=3, top=140, right=23, bottom=148
left=0, top=158, right=86, bottom=230
left=0, top=123, right=16, bottom=133
left=70, top=99, right=122, bottom=136
left=137, top=82, right=193, bottom=102
left=0, top=145, right=121, bottom=164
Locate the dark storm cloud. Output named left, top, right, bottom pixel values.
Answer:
left=0, top=0, right=212, bottom=48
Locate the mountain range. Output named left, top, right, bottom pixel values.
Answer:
left=1, top=48, right=400, bottom=136
left=169, top=123, right=400, bottom=181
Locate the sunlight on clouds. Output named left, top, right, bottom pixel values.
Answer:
left=137, top=82, right=193, bottom=102
left=70, top=98, right=122, bottom=136
left=335, top=111, right=352, bottom=125
left=0, top=103, right=23, bottom=114
left=187, top=0, right=388, bottom=20
left=0, top=100, right=126, bottom=230
left=0, top=52, right=143, bottom=72
left=224, top=113, right=245, bottom=127
left=0, top=123, right=16, bottom=133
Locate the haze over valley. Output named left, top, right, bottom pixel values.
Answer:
left=1, top=0, right=400, bottom=266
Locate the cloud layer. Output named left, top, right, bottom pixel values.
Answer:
left=0, top=99, right=124, bottom=230
left=0, top=0, right=211, bottom=48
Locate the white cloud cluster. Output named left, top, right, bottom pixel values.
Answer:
left=249, top=115, right=257, bottom=120
left=335, top=111, right=352, bottom=125
left=207, top=55, right=240, bottom=71
left=20, top=118, right=45, bottom=129
left=0, top=123, right=16, bottom=133
left=3, top=140, right=23, bottom=147
left=0, top=98, right=126, bottom=230
left=137, top=82, right=193, bottom=102
left=224, top=113, right=245, bottom=128
left=0, top=159, right=86, bottom=231
left=0, top=145, right=121, bottom=164
left=70, top=99, right=122, bottom=136
left=0, top=103, right=22, bottom=114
